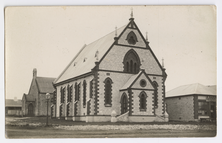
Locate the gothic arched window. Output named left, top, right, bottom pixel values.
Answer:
left=83, top=80, right=87, bottom=107
left=153, top=81, right=158, bottom=107
left=104, top=78, right=113, bottom=106
left=126, top=31, right=138, bottom=45
left=123, top=49, right=141, bottom=74
left=139, top=91, right=147, bottom=111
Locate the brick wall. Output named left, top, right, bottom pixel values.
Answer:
left=165, top=95, right=195, bottom=121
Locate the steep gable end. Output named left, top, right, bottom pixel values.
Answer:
left=117, top=20, right=147, bottom=48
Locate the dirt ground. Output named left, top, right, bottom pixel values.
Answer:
left=5, top=116, right=217, bottom=138
left=5, top=125, right=216, bottom=138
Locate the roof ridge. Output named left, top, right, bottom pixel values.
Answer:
left=36, top=76, right=56, bottom=79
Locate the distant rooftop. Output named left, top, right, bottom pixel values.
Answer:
left=166, top=83, right=216, bottom=98
left=5, top=99, right=22, bottom=107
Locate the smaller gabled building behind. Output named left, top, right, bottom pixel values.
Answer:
left=22, top=69, right=56, bottom=116
left=165, top=83, right=216, bottom=122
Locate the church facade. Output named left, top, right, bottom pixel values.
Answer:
left=53, top=15, right=168, bottom=122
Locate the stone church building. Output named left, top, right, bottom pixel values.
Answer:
left=53, top=14, right=168, bottom=122
left=22, top=69, right=56, bottom=116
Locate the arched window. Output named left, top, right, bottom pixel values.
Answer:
left=121, top=93, right=128, bottom=114
left=104, top=78, right=113, bottom=106
left=126, top=31, right=138, bottom=45
left=153, top=81, right=158, bottom=107
left=83, top=80, right=87, bottom=107
left=75, top=83, right=79, bottom=101
left=139, top=91, right=147, bottom=111
left=123, top=49, right=141, bottom=74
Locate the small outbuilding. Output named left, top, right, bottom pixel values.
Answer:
left=165, top=83, right=216, bottom=122
left=5, top=97, right=22, bottom=116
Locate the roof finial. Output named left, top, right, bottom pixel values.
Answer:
left=162, top=58, right=164, bottom=68
left=115, top=26, right=117, bottom=37
left=131, top=8, right=133, bottom=18
left=146, top=31, right=148, bottom=41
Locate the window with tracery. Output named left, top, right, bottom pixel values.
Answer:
left=123, top=49, right=141, bottom=74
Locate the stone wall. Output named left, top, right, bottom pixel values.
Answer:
left=97, top=71, right=132, bottom=115
left=131, top=90, right=154, bottom=115
left=118, top=28, right=146, bottom=47
left=56, top=75, right=94, bottom=118
left=99, top=45, right=162, bottom=75
left=28, top=79, right=39, bottom=115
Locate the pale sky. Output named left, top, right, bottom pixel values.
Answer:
left=5, top=6, right=216, bottom=99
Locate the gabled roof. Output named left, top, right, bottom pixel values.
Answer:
left=54, top=25, right=126, bottom=84
left=5, top=99, right=22, bottom=107
left=120, top=70, right=154, bottom=90
left=166, top=83, right=217, bottom=98
left=36, top=77, right=56, bottom=93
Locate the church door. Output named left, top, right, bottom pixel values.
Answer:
left=121, top=94, right=128, bottom=114
left=28, top=103, right=34, bottom=116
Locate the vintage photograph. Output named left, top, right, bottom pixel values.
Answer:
left=5, top=6, right=216, bottom=138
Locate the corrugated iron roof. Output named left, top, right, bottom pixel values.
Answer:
left=54, top=25, right=126, bottom=84
left=5, top=99, right=22, bottom=107
left=166, top=83, right=217, bottom=98
left=36, top=77, right=56, bottom=93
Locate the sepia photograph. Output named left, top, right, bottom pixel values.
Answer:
left=4, top=5, right=217, bottom=138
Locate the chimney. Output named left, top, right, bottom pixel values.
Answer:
left=14, top=97, right=17, bottom=101
left=33, top=68, right=37, bottom=78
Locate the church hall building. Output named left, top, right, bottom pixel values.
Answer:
left=53, top=13, right=168, bottom=122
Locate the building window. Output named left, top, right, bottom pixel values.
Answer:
left=104, top=77, right=113, bottom=106
left=140, top=79, right=147, bottom=87
left=75, top=83, right=80, bottom=101
left=126, top=31, right=138, bottom=45
left=90, top=79, right=93, bottom=98
left=123, top=49, right=141, bottom=74
left=60, top=87, right=65, bottom=103
left=121, top=93, right=128, bottom=114
left=139, top=91, right=147, bottom=111
left=83, top=80, right=87, bottom=107
left=153, top=81, right=158, bottom=107
left=198, top=101, right=208, bottom=115
left=67, top=85, right=73, bottom=102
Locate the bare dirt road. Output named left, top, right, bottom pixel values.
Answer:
left=5, top=125, right=216, bottom=138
